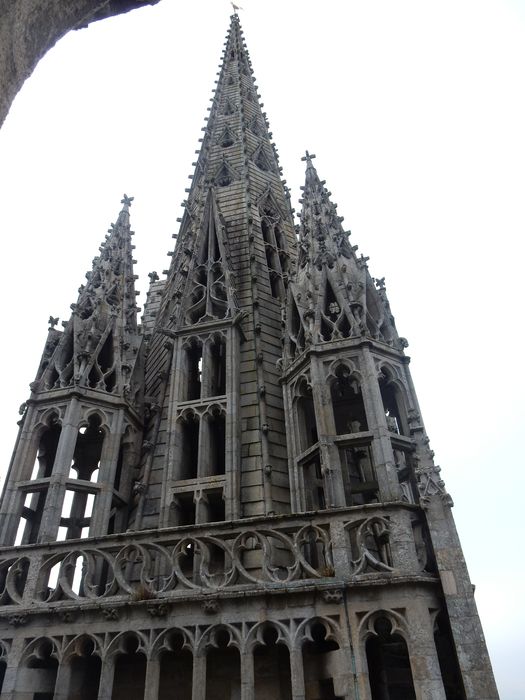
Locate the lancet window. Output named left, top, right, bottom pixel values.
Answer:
left=20, top=639, right=59, bottom=700
left=259, top=200, right=289, bottom=301
left=87, top=330, right=116, bottom=392
left=295, top=379, right=318, bottom=453
left=303, top=456, right=325, bottom=511
left=178, top=412, right=200, bottom=480
left=208, top=335, right=226, bottom=396
left=31, top=415, right=61, bottom=479
left=254, top=626, right=292, bottom=698
left=15, top=415, right=62, bottom=545
left=107, top=429, right=136, bottom=535
left=218, top=125, right=235, bottom=148
left=340, top=445, right=378, bottom=506
left=185, top=207, right=230, bottom=325
left=66, top=637, right=101, bottom=700
left=46, top=330, right=74, bottom=389
left=57, top=415, right=104, bottom=540
left=302, top=622, right=343, bottom=700
left=379, top=368, right=407, bottom=436
left=321, top=280, right=351, bottom=342
left=365, top=617, right=416, bottom=700
left=182, top=334, right=227, bottom=402
left=253, top=145, right=273, bottom=173
left=173, top=492, right=196, bottom=526
left=111, top=636, right=146, bottom=700
left=159, top=632, right=193, bottom=699
left=365, top=279, right=396, bottom=344
left=203, top=410, right=226, bottom=476
left=175, top=406, right=226, bottom=483
left=183, top=340, right=203, bottom=401
left=205, top=629, right=241, bottom=700
left=330, top=366, right=368, bottom=435
left=393, top=448, right=416, bottom=504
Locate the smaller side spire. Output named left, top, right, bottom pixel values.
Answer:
left=33, top=195, right=143, bottom=402
left=285, top=154, right=400, bottom=361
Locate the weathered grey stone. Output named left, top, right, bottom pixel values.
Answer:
left=0, top=11, right=498, bottom=700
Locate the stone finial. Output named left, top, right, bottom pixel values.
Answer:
left=301, top=150, right=316, bottom=163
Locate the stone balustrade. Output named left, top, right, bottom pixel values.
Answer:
left=0, top=503, right=426, bottom=611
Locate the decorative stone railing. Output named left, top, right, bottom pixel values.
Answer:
left=0, top=504, right=429, bottom=610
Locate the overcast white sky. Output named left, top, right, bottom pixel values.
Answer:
left=0, top=1, right=523, bottom=695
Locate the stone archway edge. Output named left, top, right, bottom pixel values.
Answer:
left=0, top=0, right=161, bottom=128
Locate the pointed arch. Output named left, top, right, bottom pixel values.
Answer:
left=361, top=612, right=417, bottom=700
left=217, top=124, right=236, bottom=148
left=252, top=143, right=274, bottom=173
left=109, top=632, right=148, bottom=700
left=292, top=374, right=318, bottom=452
left=184, top=191, right=237, bottom=326
left=214, top=157, right=238, bottom=187
left=328, top=362, right=368, bottom=435
left=296, top=617, right=345, bottom=699
left=19, top=637, right=60, bottom=698
left=62, top=635, right=103, bottom=700
left=287, top=292, right=306, bottom=359
left=377, top=364, right=410, bottom=436
left=153, top=629, right=194, bottom=700
left=257, top=188, right=289, bottom=300
left=249, top=623, right=293, bottom=699
left=200, top=625, right=242, bottom=700
left=319, top=272, right=354, bottom=341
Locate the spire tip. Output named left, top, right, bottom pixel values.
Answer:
left=301, top=151, right=316, bottom=166
left=121, top=193, right=134, bottom=209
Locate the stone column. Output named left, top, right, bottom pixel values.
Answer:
left=289, top=647, right=306, bottom=700
left=198, top=415, right=211, bottom=479
left=144, top=655, right=161, bottom=700
left=0, top=637, right=25, bottom=700
left=53, top=659, right=73, bottom=700
left=0, top=405, right=38, bottom=544
left=200, top=337, right=213, bottom=399
left=192, top=654, right=206, bottom=700
left=406, top=601, right=447, bottom=700
left=359, top=345, right=400, bottom=501
left=329, top=519, right=352, bottom=578
left=224, top=327, right=241, bottom=520
left=240, top=650, right=255, bottom=700
left=90, top=410, right=124, bottom=537
left=38, top=399, right=81, bottom=543
left=96, top=657, right=115, bottom=700
left=310, top=355, right=346, bottom=509
left=388, top=506, right=421, bottom=574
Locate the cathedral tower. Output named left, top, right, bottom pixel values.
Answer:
left=0, top=13, right=498, bottom=700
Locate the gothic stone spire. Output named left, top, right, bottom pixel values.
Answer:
left=34, top=195, right=142, bottom=402
left=286, top=153, right=400, bottom=362
left=138, top=14, right=298, bottom=526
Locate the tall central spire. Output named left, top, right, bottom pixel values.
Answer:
left=138, top=14, right=298, bottom=528
left=158, top=12, right=295, bottom=323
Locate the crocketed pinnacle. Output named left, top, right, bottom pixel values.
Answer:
left=33, top=195, right=142, bottom=400
left=285, top=154, right=400, bottom=358
left=153, top=13, right=295, bottom=331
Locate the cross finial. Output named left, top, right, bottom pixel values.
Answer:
left=301, top=150, right=316, bottom=163
left=121, top=194, right=134, bottom=208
